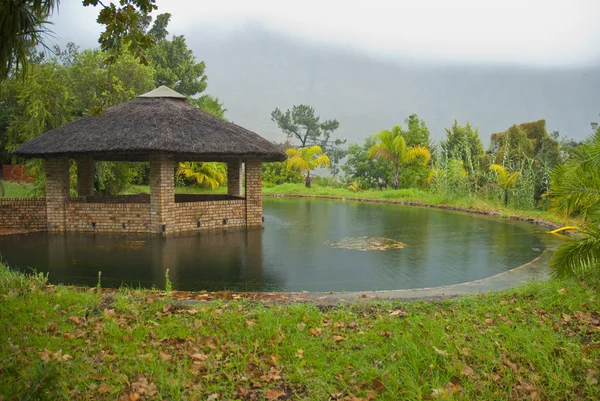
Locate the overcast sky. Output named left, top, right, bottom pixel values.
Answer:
left=50, top=0, right=600, bottom=68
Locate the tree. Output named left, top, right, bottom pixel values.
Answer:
left=0, top=0, right=55, bottom=80
left=1, top=0, right=158, bottom=81
left=285, top=146, right=330, bottom=188
left=440, top=120, right=484, bottom=176
left=271, top=105, right=346, bottom=175
left=342, top=137, right=393, bottom=189
left=191, top=95, right=227, bottom=120
left=368, top=126, right=430, bottom=189
left=489, top=164, right=520, bottom=206
left=403, top=113, right=432, bottom=149
left=549, top=126, right=600, bottom=278
left=67, top=48, right=155, bottom=116
left=177, top=162, right=226, bottom=190
left=146, top=13, right=207, bottom=96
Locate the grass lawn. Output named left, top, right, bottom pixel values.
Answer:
left=1, top=265, right=599, bottom=400
left=1, top=181, right=35, bottom=198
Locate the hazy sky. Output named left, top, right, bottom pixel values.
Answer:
left=50, top=0, right=600, bottom=67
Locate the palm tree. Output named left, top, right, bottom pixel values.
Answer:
left=0, top=0, right=57, bottom=80
left=489, top=164, right=520, bottom=206
left=368, top=126, right=431, bottom=189
left=549, top=129, right=600, bottom=278
left=285, top=145, right=330, bottom=188
left=177, top=162, right=226, bottom=190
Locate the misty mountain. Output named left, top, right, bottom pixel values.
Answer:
left=186, top=25, right=599, bottom=147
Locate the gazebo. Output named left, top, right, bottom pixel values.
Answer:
left=9, top=86, right=286, bottom=235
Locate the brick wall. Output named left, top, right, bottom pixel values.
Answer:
left=76, top=158, right=94, bottom=197
left=149, top=154, right=175, bottom=234
left=2, top=165, right=33, bottom=183
left=73, top=194, right=150, bottom=204
left=173, top=199, right=246, bottom=232
left=66, top=202, right=151, bottom=233
left=227, top=160, right=243, bottom=196
left=0, top=198, right=47, bottom=230
left=45, top=158, right=69, bottom=232
left=245, top=159, right=263, bottom=227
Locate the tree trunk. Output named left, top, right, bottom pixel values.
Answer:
left=393, top=167, right=399, bottom=190
left=305, top=171, right=311, bottom=188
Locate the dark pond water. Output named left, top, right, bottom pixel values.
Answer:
left=0, top=198, right=549, bottom=292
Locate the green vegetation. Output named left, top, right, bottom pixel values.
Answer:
left=262, top=183, right=579, bottom=227
left=2, top=264, right=599, bottom=400
left=285, top=146, right=331, bottom=188
left=2, top=180, right=35, bottom=197
left=271, top=104, right=346, bottom=174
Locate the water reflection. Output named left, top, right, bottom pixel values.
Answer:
left=0, top=198, right=549, bottom=292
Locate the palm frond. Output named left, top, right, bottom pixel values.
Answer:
left=550, top=225, right=600, bottom=278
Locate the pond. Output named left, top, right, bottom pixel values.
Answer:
left=0, top=198, right=549, bottom=292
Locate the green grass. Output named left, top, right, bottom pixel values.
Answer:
left=1, top=264, right=599, bottom=400
left=263, top=183, right=580, bottom=227
left=1, top=181, right=35, bottom=197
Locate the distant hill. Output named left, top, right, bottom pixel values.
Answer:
left=187, top=25, right=599, bottom=147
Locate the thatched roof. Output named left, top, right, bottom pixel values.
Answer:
left=13, top=86, right=287, bottom=162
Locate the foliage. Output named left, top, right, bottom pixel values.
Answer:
left=368, top=126, right=431, bottom=189
left=271, top=105, right=346, bottom=174
left=440, top=120, right=484, bottom=176
left=285, top=146, right=330, bottom=188
left=145, top=13, right=207, bottom=97
left=489, top=164, right=520, bottom=206
left=262, top=161, right=304, bottom=186
left=489, top=120, right=562, bottom=204
left=83, top=0, right=157, bottom=65
left=430, top=159, right=472, bottom=199
left=341, top=137, right=393, bottom=189
left=67, top=48, right=155, bottom=116
left=1, top=1, right=158, bottom=80
left=190, top=95, right=227, bottom=120
left=549, top=127, right=600, bottom=278
left=0, top=0, right=56, bottom=80
left=403, top=113, right=432, bottom=149
left=177, top=162, right=226, bottom=190
left=6, top=62, right=72, bottom=152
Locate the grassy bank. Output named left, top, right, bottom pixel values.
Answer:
left=263, top=184, right=579, bottom=227
left=1, top=265, right=599, bottom=400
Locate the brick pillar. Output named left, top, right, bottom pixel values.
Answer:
left=227, top=159, right=243, bottom=197
left=150, top=154, right=175, bottom=234
left=76, top=157, right=94, bottom=198
left=45, top=157, right=70, bottom=232
left=245, top=159, right=263, bottom=227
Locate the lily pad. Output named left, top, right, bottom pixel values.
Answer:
left=324, top=236, right=406, bottom=251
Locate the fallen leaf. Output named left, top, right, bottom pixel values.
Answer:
left=461, top=365, right=475, bottom=377
left=297, top=323, right=306, bottom=331
left=433, top=346, right=448, bottom=356
left=310, top=328, right=322, bottom=336
left=265, top=388, right=286, bottom=400
left=372, top=377, right=385, bottom=392
left=159, top=352, right=172, bottom=361
left=333, top=335, right=346, bottom=343
left=295, top=349, right=304, bottom=358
